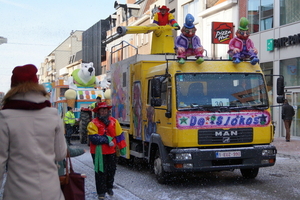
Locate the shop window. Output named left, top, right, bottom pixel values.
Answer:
left=280, top=57, right=300, bottom=87
left=248, top=0, right=273, bottom=33
left=183, top=0, right=199, bottom=23
left=261, top=62, right=274, bottom=115
left=280, top=0, right=300, bottom=25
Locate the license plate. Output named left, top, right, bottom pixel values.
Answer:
left=216, top=151, right=241, bottom=158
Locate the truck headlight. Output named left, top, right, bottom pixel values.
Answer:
left=262, top=149, right=275, bottom=156
left=176, top=153, right=192, bottom=160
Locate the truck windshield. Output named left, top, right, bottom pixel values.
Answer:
left=176, top=73, right=269, bottom=110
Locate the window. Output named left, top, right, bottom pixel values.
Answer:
left=261, top=62, right=273, bottom=87
left=280, top=57, right=300, bottom=87
left=161, top=80, right=168, bottom=105
left=183, top=0, right=199, bottom=23
left=176, top=73, right=268, bottom=109
left=261, top=62, right=274, bottom=110
left=248, top=0, right=273, bottom=33
left=144, top=33, right=149, bottom=44
left=280, top=0, right=300, bottom=25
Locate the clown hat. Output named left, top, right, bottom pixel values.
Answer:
left=239, top=17, right=249, bottom=31
left=184, top=14, right=195, bottom=29
left=11, top=64, right=38, bottom=87
left=158, top=5, right=169, bottom=11
left=93, top=102, right=112, bottom=113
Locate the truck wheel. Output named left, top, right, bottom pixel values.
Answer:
left=79, top=111, right=90, bottom=144
left=240, top=168, right=259, bottom=179
left=154, top=150, right=169, bottom=184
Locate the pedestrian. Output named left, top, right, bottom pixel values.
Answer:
left=90, top=95, right=102, bottom=110
left=87, top=102, right=127, bottom=199
left=282, top=99, right=295, bottom=142
left=0, top=64, right=67, bottom=200
left=64, top=106, right=76, bottom=145
left=153, top=5, right=180, bottom=30
left=90, top=95, right=102, bottom=118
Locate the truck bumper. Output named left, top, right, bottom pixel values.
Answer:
left=164, top=145, right=277, bottom=172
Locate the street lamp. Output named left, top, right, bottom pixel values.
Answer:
left=0, top=36, right=7, bottom=45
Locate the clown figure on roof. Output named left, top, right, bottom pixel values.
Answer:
left=228, top=17, right=259, bottom=65
left=175, top=14, right=205, bottom=64
left=153, top=5, right=180, bottom=30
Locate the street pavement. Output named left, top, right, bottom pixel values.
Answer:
left=271, top=136, right=300, bottom=158
left=70, top=136, right=300, bottom=200
left=1, top=136, right=299, bottom=200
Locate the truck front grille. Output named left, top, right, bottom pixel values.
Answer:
left=198, top=128, right=253, bottom=144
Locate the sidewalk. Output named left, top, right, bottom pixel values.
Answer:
left=271, top=137, right=300, bottom=158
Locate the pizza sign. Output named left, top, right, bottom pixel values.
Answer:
left=212, top=22, right=234, bottom=44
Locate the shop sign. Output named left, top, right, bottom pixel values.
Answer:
left=267, top=33, right=300, bottom=51
left=212, top=22, right=234, bottom=44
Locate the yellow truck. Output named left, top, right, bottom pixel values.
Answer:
left=110, top=25, right=284, bottom=184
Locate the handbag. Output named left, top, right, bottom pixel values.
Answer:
left=60, top=151, right=86, bottom=200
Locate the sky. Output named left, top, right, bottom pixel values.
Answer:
left=0, top=0, right=125, bottom=93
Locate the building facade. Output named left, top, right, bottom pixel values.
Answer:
left=38, top=30, right=83, bottom=85
left=248, top=0, right=300, bottom=138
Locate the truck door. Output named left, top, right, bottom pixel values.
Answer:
left=152, top=78, right=173, bottom=146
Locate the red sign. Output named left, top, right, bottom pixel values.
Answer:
left=212, top=22, right=234, bottom=44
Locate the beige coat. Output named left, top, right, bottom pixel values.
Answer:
left=0, top=91, right=67, bottom=200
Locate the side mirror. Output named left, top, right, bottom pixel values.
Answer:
left=165, top=111, right=171, bottom=118
left=277, top=77, right=284, bottom=95
left=277, top=96, right=285, bottom=104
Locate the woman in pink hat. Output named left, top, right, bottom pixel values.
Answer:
left=0, top=64, right=67, bottom=200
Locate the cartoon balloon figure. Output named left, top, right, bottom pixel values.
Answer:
left=228, top=17, right=259, bottom=65
left=175, top=14, right=204, bottom=64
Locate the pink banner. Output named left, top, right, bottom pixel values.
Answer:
left=177, top=111, right=271, bottom=129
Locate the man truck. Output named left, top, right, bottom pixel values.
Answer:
left=109, top=24, right=284, bottom=184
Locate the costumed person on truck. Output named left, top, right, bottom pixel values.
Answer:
left=175, top=13, right=205, bottom=64
left=153, top=5, right=180, bottom=30
left=64, top=106, right=76, bottom=145
left=228, top=17, right=259, bottom=65
left=0, top=64, right=67, bottom=200
left=87, top=102, right=126, bottom=199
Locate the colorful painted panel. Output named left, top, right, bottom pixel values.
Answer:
left=177, top=111, right=271, bottom=129
left=76, top=90, right=101, bottom=100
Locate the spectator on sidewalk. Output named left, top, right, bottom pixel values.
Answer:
left=0, top=64, right=67, bottom=200
left=89, top=95, right=102, bottom=118
left=87, top=102, right=126, bottom=199
left=89, top=95, right=102, bottom=110
left=64, top=106, right=76, bottom=145
left=282, top=99, right=295, bottom=142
